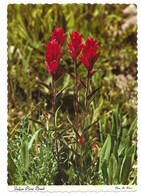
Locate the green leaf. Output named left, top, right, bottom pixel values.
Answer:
left=128, top=117, right=137, bottom=138
left=20, top=141, right=29, bottom=171
left=28, top=128, right=42, bottom=150
left=34, top=80, right=52, bottom=91
left=99, top=134, right=111, bottom=171
left=99, top=119, right=104, bottom=144
left=108, top=153, right=118, bottom=185
left=66, top=70, right=76, bottom=80
left=111, top=110, right=117, bottom=138
left=78, top=75, right=87, bottom=91
left=68, top=166, right=73, bottom=183
left=72, top=124, right=80, bottom=138
left=92, top=97, right=103, bottom=123
left=46, top=111, right=55, bottom=117
left=113, top=141, right=118, bottom=160
left=28, top=118, right=44, bottom=126
left=55, top=100, right=63, bottom=127
left=126, top=143, right=136, bottom=165
left=110, top=106, right=121, bottom=142
left=118, top=129, right=129, bottom=157
left=87, top=86, right=102, bottom=102
left=83, top=119, right=99, bottom=134
left=101, top=160, right=108, bottom=184
left=120, top=154, right=132, bottom=184
left=56, top=86, right=68, bottom=99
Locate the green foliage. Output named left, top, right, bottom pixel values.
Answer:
left=99, top=134, right=111, bottom=172
left=8, top=117, right=57, bottom=185
left=99, top=107, right=137, bottom=185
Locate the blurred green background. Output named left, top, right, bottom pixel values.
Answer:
left=7, top=4, right=137, bottom=185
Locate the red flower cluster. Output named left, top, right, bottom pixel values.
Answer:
left=44, top=28, right=101, bottom=80
left=79, top=37, right=101, bottom=72
left=51, top=27, right=66, bottom=46
left=45, top=40, right=62, bottom=75
left=44, top=28, right=67, bottom=79
left=67, top=32, right=83, bottom=62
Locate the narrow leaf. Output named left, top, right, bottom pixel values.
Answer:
left=120, top=154, right=132, bottom=184
left=20, top=141, right=29, bottom=171
left=101, top=160, right=108, bottom=184
left=92, top=98, right=103, bottom=123
left=128, top=117, right=137, bottom=138
left=108, top=153, right=118, bottom=185
left=87, top=86, right=102, bottom=101
left=72, top=124, right=80, bottom=138
left=28, top=128, right=42, bottom=150
left=99, top=134, right=111, bottom=171
left=46, top=111, right=55, bottom=116
left=56, top=87, right=68, bottom=99
left=83, top=119, right=99, bottom=134
left=66, top=70, right=76, bottom=80
left=99, top=119, right=104, bottom=144
left=126, top=143, right=136, bottom=165
left=78, top=75, right=87, bottom=91
left=68, top=166, right=73, bottom=183
left=34, top=80, right=52, bottom=91
left=28, top=118, right=44, bottom=126
left=55, top=100, right=63, bottom=126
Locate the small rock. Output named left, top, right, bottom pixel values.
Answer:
left=121, top=15, right=137, bottom=31
left=123, top=4, right=137, bottom=16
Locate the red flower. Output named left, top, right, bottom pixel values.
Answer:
left=79, top=37, right=101, bottom=71
left=67, top=31, right=83, bottom=62
left=44, top=40, right=62, bottom=75
left=79, top=134, right=86, bottom=145
left=51, top=27, right=66, bottom=46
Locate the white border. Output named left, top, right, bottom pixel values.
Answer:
left=0, top=0, right=141, bottom=195
left=8, top=185, right=137, bottom=192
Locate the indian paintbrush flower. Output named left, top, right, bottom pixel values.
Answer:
left=79, top=37, right=101, bottom=73
left=40, top=28, right=102, bottom=180
left=45, top=39, right=65, bottom=80
left=51, top=27, right=67, bottom=46
left=67, top=31, right=83, bottom=62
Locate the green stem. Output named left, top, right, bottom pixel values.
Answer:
left=86, top=74, right=89, bottom=110
left=80, top=145, right=84, bottom=184
left=82, top=73, right=89, bottom=132
left=52, top=76, right=60, bottom=169
left=75, top=61, right=79, bottom=131
left=81, top=74, right=89, bottom=185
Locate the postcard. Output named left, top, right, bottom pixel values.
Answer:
left=5, top=0, right=139, bottom=192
